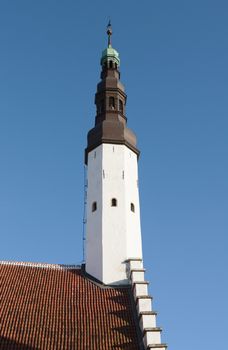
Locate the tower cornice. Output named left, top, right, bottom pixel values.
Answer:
left=85, top=139, right=140, bottom=165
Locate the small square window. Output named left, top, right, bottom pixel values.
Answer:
left=111, top=198, right=117, bottom=207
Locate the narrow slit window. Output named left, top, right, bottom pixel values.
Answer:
left=109, top=97, right=115, bottom=110
left=131, top=203, right=135, bottom=212
left=119, top=100, right=123, bottom=114
left=92, top=202, right=97, bottom=212
left=111, top=198, right=117, bottom=207
left=101, top=99, right=105, bottom=113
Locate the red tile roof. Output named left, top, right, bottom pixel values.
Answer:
left=0, top=262, right=142, bottom=350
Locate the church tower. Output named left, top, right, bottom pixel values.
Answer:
left=0, top=23, right=167, bottom=350
left=85, top=23, right=143, bottom=285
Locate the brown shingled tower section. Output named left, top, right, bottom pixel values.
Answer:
left=0, top=264, right=141, bottom=350
left=85, top=31, right=139, bottom=164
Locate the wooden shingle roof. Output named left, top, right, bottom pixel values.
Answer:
left=0, top=262, right=142, bottom=350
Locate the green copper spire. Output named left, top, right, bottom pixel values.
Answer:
left=100, top=21, right=120, bottom=68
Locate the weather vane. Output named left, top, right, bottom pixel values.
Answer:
left=107, top=20, right=112, bottom=47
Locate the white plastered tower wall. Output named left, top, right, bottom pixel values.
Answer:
left=86, top=143, right=142, bottom=285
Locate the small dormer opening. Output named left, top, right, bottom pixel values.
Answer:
left=130, top=203, right=135, bottom=212
left=111, top=198, right=117, bottom=207
left=119, top=100, right=123, bottom=114
left=92, top=202, right=97, bottom=212
left=109, top=97, right=115, bottom=110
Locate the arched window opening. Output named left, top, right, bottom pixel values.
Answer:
left=111, top=198, right=117, bottom=207
left=119, top=100, right=123, bottom=114
left=109, top=60, right=113, bottom=68
left=131, top=203, right=135, bottom=212
left=109, top=97, right=115, bottom=110
left=92, top=202, right=97, bottom=212
left=115, top=62, right=118, bottom=69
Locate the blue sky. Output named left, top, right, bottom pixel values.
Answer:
left=0, top=1, right=227, bottom=349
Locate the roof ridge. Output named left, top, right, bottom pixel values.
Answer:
left=0, top=260, right=81, bottom=270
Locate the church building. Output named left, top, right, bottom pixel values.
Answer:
left=0, top=24, right=167, bottom=350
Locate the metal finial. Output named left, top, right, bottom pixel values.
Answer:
left=107, top=20, right=112, bottom=47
